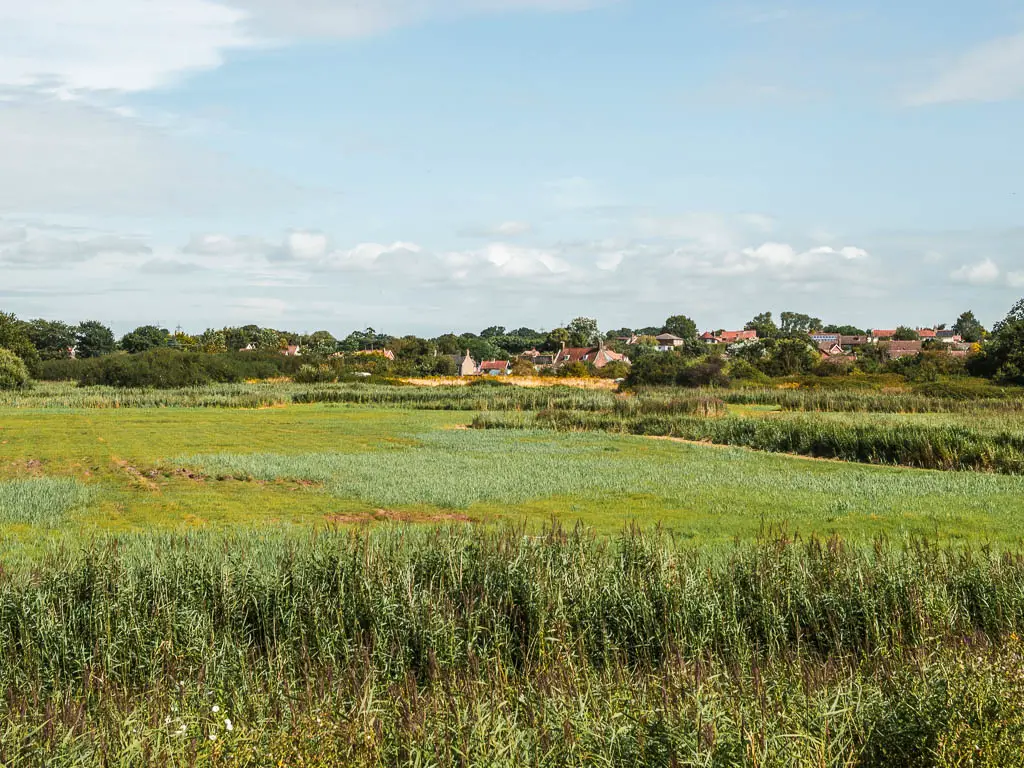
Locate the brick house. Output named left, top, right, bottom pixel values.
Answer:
left=479, top=360, right=511, bottom=376
left=885, top=341, right=923, bottom=360
left=553, top=341, right=630, bottom=370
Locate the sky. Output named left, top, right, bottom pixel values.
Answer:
left=1, top=0, right=1023, bottom=336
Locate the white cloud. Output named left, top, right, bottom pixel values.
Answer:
left=1007, top=272, right=1024, bottom=289
left=0, top=0, right=253, bottom=94
left=909, top=32, right=1024, bottom=105
left=0, top=101, right=302, bottom=217
left=0, top=0, right=610, bottom=95
left=284, top=231, right=330, bottom=261
left=951, top=258, right=1000, bottom=285
left=0, top=234, right=150, bottom=267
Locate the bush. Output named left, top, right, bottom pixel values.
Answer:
left=294, top=364, right=337, bottom=384
left=0, top=348, right=30, bottom=390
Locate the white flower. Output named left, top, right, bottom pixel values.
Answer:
left=209, top=734, right=217, bottom=742
left=212, top=705, right=220, bottom=714
left=225, top=718, right=233, bottom=731
left=165, top=715, right=172, bottom=724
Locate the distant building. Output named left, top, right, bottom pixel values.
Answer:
left=840, top=335, right=869, bottom=349
left=885, top=341, right=922, bottom=360
left=449, top=349, right=478, bottom=376
left=654, top=333, right=684, bottom=351
left=353, top=348, right=395, bottom=361
left=870, top=329, right=897, bottom=342
left=810, top=333, right=840, bottom=344
left=282, top=345, right=302, bottom=357
left=936, top=330, right=963, bottom=343
left=479, top=360, right=512, bottom=376
left=553, top=341, right=630, bottom=369
left=701, top=330, right=757, bottom=344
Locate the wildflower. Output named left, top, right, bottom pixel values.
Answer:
left=165, top=715, right=172, bottom=724
left=209, top=734, right=217, bottom=742
left=225, top=718, right=233, bottom=731
left=212, top=705, right=220, bottom=713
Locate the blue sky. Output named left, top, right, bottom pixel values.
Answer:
left=1, top=0, right=1023, bottom=335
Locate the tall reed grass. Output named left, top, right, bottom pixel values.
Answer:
left=3, top=527, right=1024, bottom=765
left=474, top=411, right=1024, bottom=474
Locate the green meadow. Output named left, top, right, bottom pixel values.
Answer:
left=3, top=394, right=1024, bottom=547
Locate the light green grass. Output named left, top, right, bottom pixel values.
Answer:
left=3, top=403, right=1024, bottom=544
left=0, top=478, right=94, bottom=526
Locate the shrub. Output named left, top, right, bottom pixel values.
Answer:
left=294, top=364, right=337, bottom=384
left=0, top=348, right=30, bottom=390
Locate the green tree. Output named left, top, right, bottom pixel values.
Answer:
left=544, top=327, right=571, bottom=351
left=822, top=324, right=866, bottom=336
left=510, top=358, right=536, bottom=376
left=765, top=338, right=819, bottom=376
left=745, top=312, right=779, bottom=338
left=0, top=312, right=41, bottom=374
left=75, top=321, right=116, bottom=359
left=974, top=299, right=1024, bottom=384
left=0, top=348, right=30, bottom=390
left=893, top=326, right=920, bottom=341
left=780, top=312, right=822, bottom=336
left=662, top=315, right=698, bottom=339
left=480, top=326, right=506, bottom=338
left=198, top=329, right=227, bottom=354
left=120, top=325, right=171, bottom=354
left=24, top=319, right=76, bottom=360
left=566, top=317, right=601, bottom=347
left=953, top=311, right=985, bottom=343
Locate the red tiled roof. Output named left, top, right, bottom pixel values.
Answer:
left=918, top=329, right=937, bottom=338
left=871, top=329, right=897, bottom=338
left=480, top=360, right=510, bottom=370
left=719, top=330, right=757, bottom=342
left=554, top=346, right=629, bottom=369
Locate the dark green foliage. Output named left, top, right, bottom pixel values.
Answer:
left=0, top=311, right=41, bottom=375
left=973, top=299, right=1024, bottom=385
left=744, top=311, right=778, bottom=338
left=74, top=320, right=116, bottom=358
left=23, top=318, right=76, bottom=360
left=893, top=326, right=920, bottom=341
left=779, top=311, right=821, bottom=335
left=953, top=310, right=985, bottom=343
left=119, top=324, right=171, bottom=353
left=43, top=350, right=303, bottom=388
left=0, top=348, right=30, bottom=390
left=662, top=314, right=698, bottom=339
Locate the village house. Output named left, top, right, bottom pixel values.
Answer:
left=869, top=329, right=897, bottom=342
left=936, top=330, right=963, bottom=343
left=654, top=333, right=684, bottom=351
left=353, top=348, right=395, bottom=361
left=282, top=345, right=301, bottom=357
left=701, top=330, right=757, bottom=344
left=521, top=349, right=555, bottom=367
left=840, top=335, right=869, bottom=349
left=810, top=333, right=840, bottom=344
left=917, top=329, right=937, bottom=340
left=449, top=349, right=478, bottom=376
left=553, top=340, right=630, bottom=370
left=479, top=360, right=511, bottom=376
left=885, top=341, right=923, bottom=360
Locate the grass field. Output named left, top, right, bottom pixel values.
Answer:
left=2, top=392, right=1024, bottom=545
left=6, top=382, right=1024, bottom=764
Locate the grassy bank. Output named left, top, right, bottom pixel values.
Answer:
left=3, top=527, right=1024, bottom=765
left=474, top=410, right=1024, bottom=474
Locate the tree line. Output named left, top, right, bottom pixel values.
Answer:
left=0, top=304, right=1018, bottom=391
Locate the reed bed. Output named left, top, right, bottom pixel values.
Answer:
left=2, top=527, right=1024, bottom=765
left=0, top=478, right=93, bottom=526
left=474, top=411, right=1024, bottom=474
